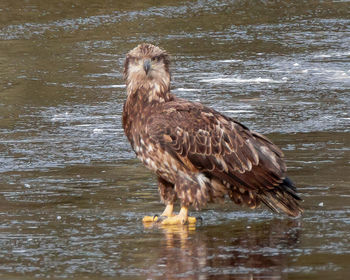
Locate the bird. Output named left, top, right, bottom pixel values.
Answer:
left=122, top=43, right=302, bottom=225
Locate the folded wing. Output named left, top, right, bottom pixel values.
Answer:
left=148, top=99, right=302, bottom=216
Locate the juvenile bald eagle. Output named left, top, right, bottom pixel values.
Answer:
left=123, top=43, right=302, bottom=225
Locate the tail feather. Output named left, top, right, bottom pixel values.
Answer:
left=260, top=177, right=303, bottom=217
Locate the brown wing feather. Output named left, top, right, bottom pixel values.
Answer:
left=148, top=98, right=302, bottom=216
left=150, top=100, right=281, bottom=182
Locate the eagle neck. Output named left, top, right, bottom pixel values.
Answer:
left=126, top=82, right=172, bottom=104
left=122, top=86, right=173, bottom=143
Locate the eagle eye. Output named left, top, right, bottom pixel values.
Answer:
left=128, top=57, right=136, bottom=64
left=152, top=56, right=161, bottom=62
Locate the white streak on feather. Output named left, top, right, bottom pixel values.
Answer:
left=171, top=162, right=178, bottom=172
left=147, top=145, right=154, bottom=152
left=178, top=171, right=195, bottom=183
left=215, top=156, right=228, bottom=172
left=197, top=173, right=209, bottom=188
left=261, top=146, right=279, bottom=168
left=197, top=173, right=209, bottom=199
left=246, top=139, right=259, bottom=164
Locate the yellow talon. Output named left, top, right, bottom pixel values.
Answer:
left=142, top=215, right=158, bottom=223
left=188, top=216, right=197, bottom=224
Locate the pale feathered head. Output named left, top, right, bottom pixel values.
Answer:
left=124, top=43, right=171, bottom=96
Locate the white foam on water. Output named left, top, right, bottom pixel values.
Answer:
left=93, top=128, right=104, bottom=134
left=61, top=83, right=125, bottom=89
left=96, top=84, right=125, bottom=88
left=319, top=69, right=350, bottom=81
left=200, top=76, right=285, bottom=84
left=51, top=112, right=70, bottom=122
left=222, top=110, right=253, bottom=113
left=218, top=59, right=243, bottom=63
left=314, top=54, right=332, bottom=58
left=85, top=73, right=118, bottom=78
left=314, top=51, right=350, bottom=59
left=175, top=87, right=202, bottom=92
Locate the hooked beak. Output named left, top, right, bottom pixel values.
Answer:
left=143, top=59, right=151, bottom=75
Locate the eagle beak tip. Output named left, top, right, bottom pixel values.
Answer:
left=143, top=59, right=151, bottom=75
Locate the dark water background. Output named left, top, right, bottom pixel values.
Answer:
left=1, top=0, right=349, bottom=279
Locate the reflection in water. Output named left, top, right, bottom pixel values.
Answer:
left=146, top=219, right=301, bottom=279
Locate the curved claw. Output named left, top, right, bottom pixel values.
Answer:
left=155, top=215, right=168, bottom=223
left=187, top=216, right=197, bottom=224
left=195, top=216, right=203, bottom=225
left=153, top=214, right=159, bottom=222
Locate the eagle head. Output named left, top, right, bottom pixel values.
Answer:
left=124, top=43, right=171, bottom=98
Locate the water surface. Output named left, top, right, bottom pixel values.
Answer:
left=0, top=0, right=349, bottom=279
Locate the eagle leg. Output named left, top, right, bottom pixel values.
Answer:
left=160, top=206, right=196, bottom=225
left=161, top=204, right=175, bottom=217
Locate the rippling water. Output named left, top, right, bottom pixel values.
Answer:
left=0, top=0, right=349, bottom=279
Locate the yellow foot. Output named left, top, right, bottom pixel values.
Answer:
left=143, top=206, right=198, bottom=225
left=161, top=215, right=197, bottom=225
left=142, top=215, right=196, bottom=224
left=161, top=206, right=196, bottom=225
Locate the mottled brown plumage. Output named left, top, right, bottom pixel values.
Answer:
left=123, top=43, right=302, bottom=221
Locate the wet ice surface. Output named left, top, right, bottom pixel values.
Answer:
left=0, top=0, right=350, bottom=279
